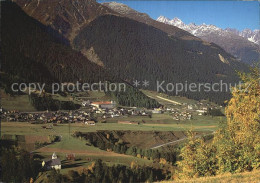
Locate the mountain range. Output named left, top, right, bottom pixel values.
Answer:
left=102, top=2, right=196, bottom=40
left=157, top=16, right=260, bottom=65
left=226, top=28, right=260, bottom=45
left=3, top=0, right=250, bottom=104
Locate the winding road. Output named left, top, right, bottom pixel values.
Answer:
left=150, top=131, right=215, bottom=149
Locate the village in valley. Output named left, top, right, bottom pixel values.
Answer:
left=1, top=96, right=221, bottom=126
left=1, top=0, right=259, bottom=181
left=0, top=84, right=226, bottom=182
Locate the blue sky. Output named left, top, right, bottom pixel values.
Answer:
left=99, top=1, right=259, bottom=31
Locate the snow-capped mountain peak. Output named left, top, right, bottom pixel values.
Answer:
left=170, top=17, right=185, bottom=27
left=156, top=16, right=224, bottom=36
left=156, top=16, right=260, bottom=45
left=102, top=2, right=151, bottom=20
left=157, top=15, right=171, bottom=24
left=103, top=2, right=132, bottom=13
left=172, top=17, right=182, bottom=23
left=239, top=29, right=260, bottom=45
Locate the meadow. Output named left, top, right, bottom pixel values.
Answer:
left=0, top=90, right=36, bottom=112
left=1, top=114, right=220, bottom=174
left=1, top=122, right=156, bottom=173
left=1, top=89, right=224, bottom=174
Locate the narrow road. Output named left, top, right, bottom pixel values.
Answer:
left=150, top=137, right=187, bottom=149
left=150, top=131, right=215, bottom=149
left=156, top=96, right=182, bottom=105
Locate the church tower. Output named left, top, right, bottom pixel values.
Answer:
left=52, top=152, right=57, bottom=159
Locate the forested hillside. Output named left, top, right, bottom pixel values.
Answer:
left=1, top=1, right=159, bottom=109
left=103, top=2, right=260, bottom=65
left=12, top=0, right=249, bottom=104
left=1, top=1, right=111, bottom=85
left=74, top=15, right=248, bottom=104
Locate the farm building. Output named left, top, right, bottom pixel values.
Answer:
left=66, top=153, right=76, bottom=160
left=91, top=101, right=116, bottom=109
left=151, top=109, right=162, bottom=114
left=81, top=100, right=90, bottom=107
left=42, top=152, right=61, bottom=170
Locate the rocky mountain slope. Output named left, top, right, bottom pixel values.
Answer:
left=226, top=28, right=260, bottom=45
left=13, top=0, right=118, bottom=41
left=157, top=16, right=260, bottom=65
left=102, top=2, right=197, bottom=40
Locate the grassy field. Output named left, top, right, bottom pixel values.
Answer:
left=51, top=94, right=75, bottom=102
left=35, top=135, right=152, bottom=174
left=1, top=89, right=224, bottom=175
left=73, top=91, right=111, bottom=102
left=1, top=118, right=219, bottom=173
left=141, top=90, right=198, bottom=106
left=1, top=119, right=219, bottom=136
left=105, top=114, right=222, bottom=131
left=105, top=113, right=180, bottom=124
left=0, top=90, right=36, bottom=111
left=0, top=90, right=111, bottom=112
left=105, top=109, right=223, bottom=123
left=1, top=122, right=155, bottom=174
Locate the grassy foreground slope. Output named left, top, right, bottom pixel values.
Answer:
left=162, top=170, right=260, bottom=183
left=1, top=122, right=153, bottom=174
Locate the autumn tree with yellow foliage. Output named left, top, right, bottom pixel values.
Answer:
left=215, top=66, right=260, bottom=173
left=176, top=131, right=217, bottom=179
left=177, top=66, right=260, bottom=179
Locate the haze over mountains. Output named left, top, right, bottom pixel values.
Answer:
left=3, top=0, right=251, bottom=104
left=157, top=16, right=260, bottom=65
